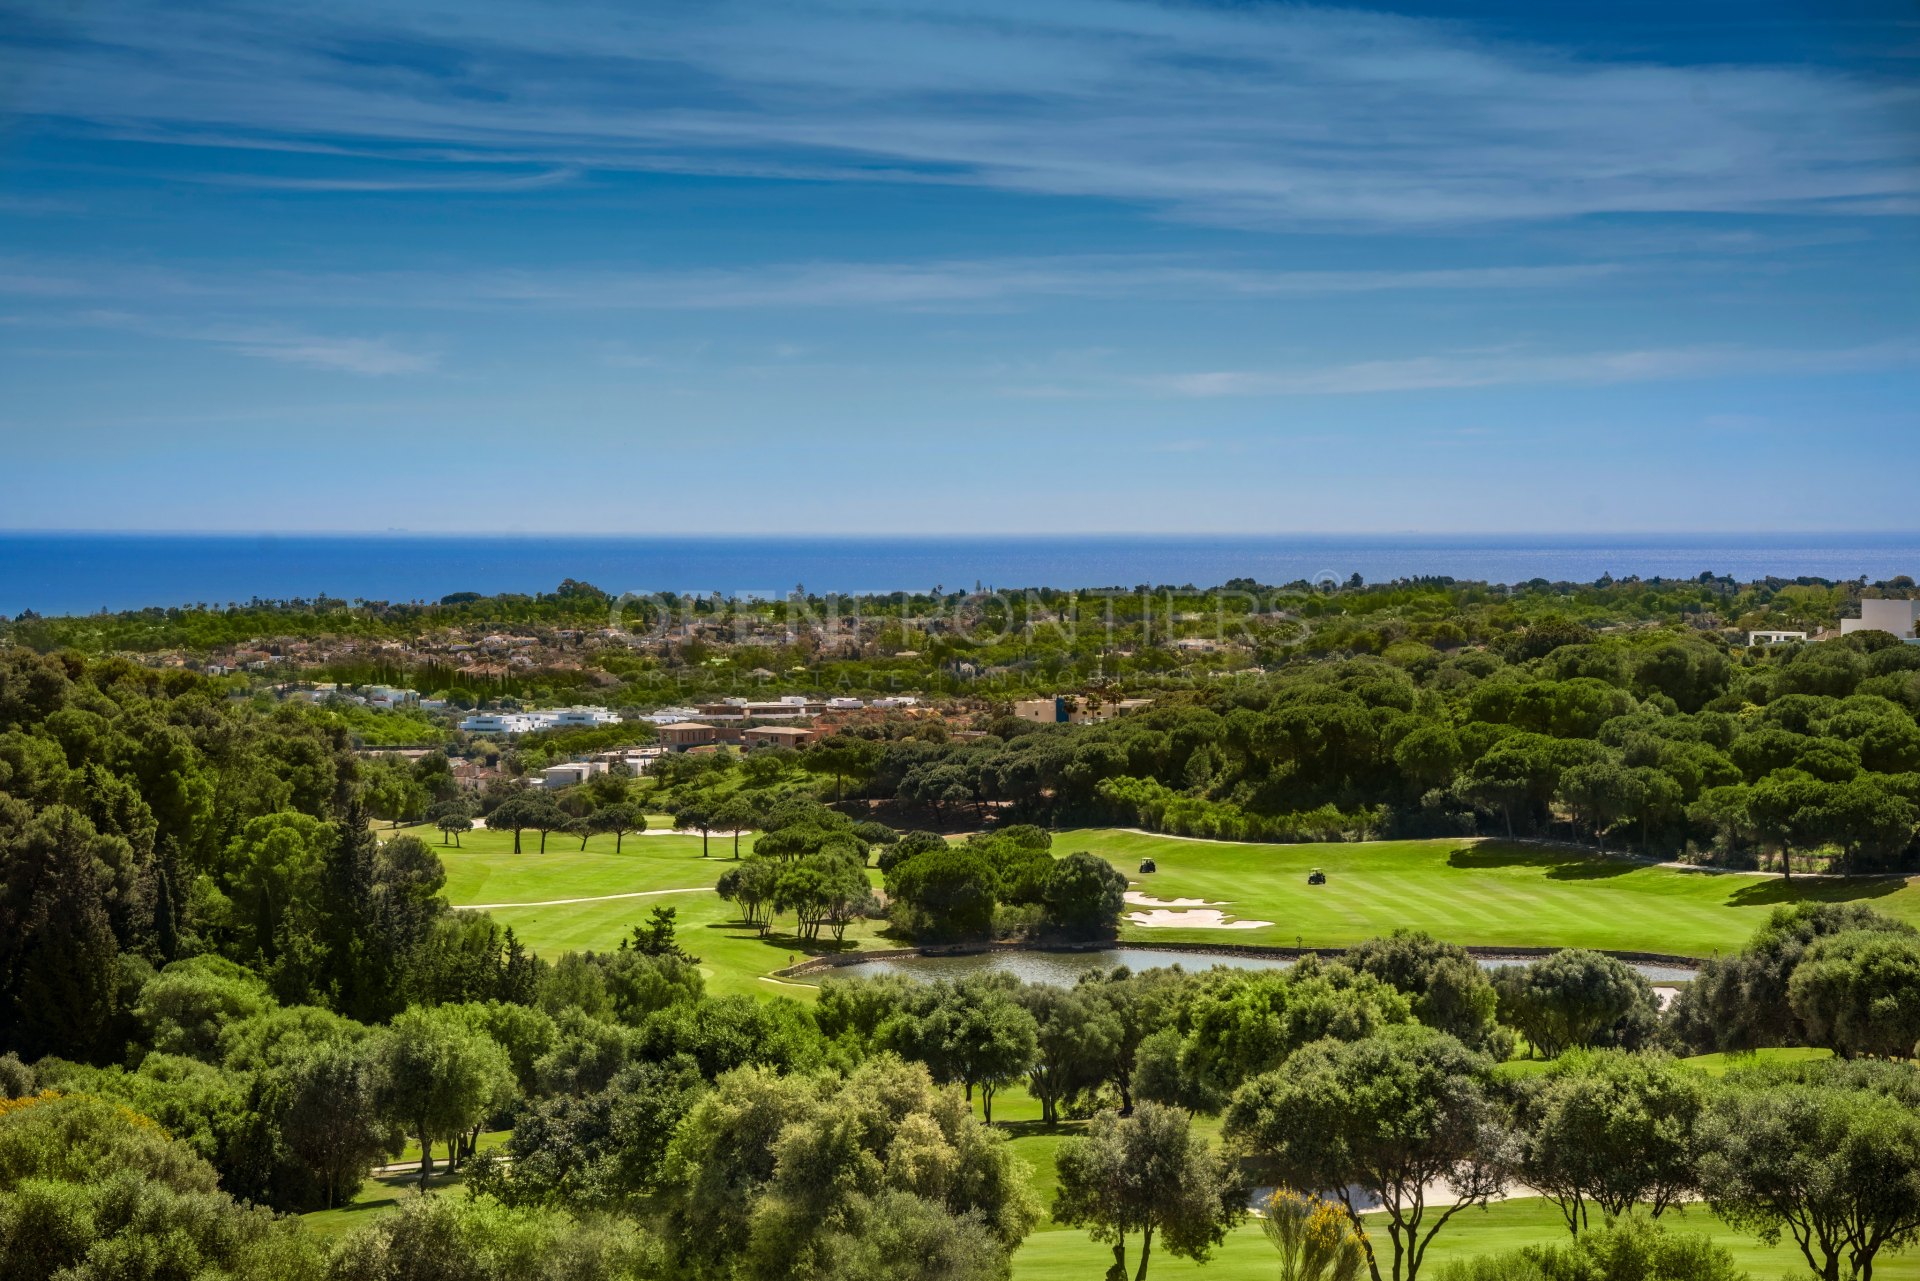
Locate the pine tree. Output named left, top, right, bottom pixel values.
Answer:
left=320, top=798, right=380, bottom=1019
left=7, top=808, right=121, bottom=1060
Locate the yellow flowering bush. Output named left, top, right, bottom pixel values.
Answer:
left=1262, top=1188, right=1370, bottom=1281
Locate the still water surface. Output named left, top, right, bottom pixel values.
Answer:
left=817, top=947, right=1698, bottom=986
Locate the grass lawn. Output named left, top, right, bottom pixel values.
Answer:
left=390, top=823, right=1920, bottom=998
left=1011, top=1195, right=1920, bottom=1281
left=389, top=823, right=911, bottom=1001
left=1084, top=830, right=1920, bottom=958
left=298, top=1131, right=511, bottom=1240
left=987, top=1058, right=1916, bottom=1281
left=397, top=822, right=754, bottom=906
left=300, top=1167, right=472, bottom=1241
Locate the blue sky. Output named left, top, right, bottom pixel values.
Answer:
left=2, top=0, right=1917, bottom=534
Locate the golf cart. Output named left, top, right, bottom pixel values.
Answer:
left=1307, top=868, right=1326, bottom=885
left=1139, top=858, right=1157, bottom=873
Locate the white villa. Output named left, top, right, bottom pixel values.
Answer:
left=1840, top=599, right=1920, bottom=643
left=459, top=705, right=622, bottom=734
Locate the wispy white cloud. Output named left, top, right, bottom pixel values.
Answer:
left=182, top=165, right=582, bottom=193
left=1139, top=340, right=1920, bottom=398
left=0, top=194, right=82, bottom=216
left=11, top=0, right=1917, bottom=229
left=42, top=309, right=441, bottom=375
left=201, top=328, right=437, bottom=375
left=0, top=253, right=1626, bottom=312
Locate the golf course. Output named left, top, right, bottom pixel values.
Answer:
left=278, top=822, right=1920, bottom=1272
left=400, top=822, right=1920, bottom=998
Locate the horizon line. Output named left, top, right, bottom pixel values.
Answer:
left=3, top=529, right=1918, bottom=541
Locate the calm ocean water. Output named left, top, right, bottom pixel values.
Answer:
left=1, top=533, right=1916, bottom=617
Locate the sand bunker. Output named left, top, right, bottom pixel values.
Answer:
left=1124, top=892, right=1224, bottom=908
left=1126, top=908, right=1275, bottom=930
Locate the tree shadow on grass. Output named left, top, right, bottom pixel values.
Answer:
left=698, top=919, right=870, bottom=959
left=1722, top=876, right=1907, bottom=909
left=1446, top=842, right=1636, bottom=880
left=323, top=1168, right=465, bottom=1225
left=996, top=1119, right=1087, bottom=1141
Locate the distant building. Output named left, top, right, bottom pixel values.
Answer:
left=1013, top=696, right=1153, bottom=725
left=658, top=722, right=720, bottom=750
left=460, top=712, right=546, bottom=734
left=635, top=706, right=703, bottom=725
left=591, top=747, right=665, bottom=775
left=870, top=696, right=919, bottom=710
left=691, top=701, right=819, bottom=721
left=459, top=705, right=618, bottom=734
left=549, top=706, right=622, bottom=727
left=540, top=761, right=604, bottom=789
left=742, top=725, right=814, bottom=749
left=1841, top=599, right=1920, bottom=643
left=1747, top=630, right=1809, bottom=647
left=827, top=697, right=865, bottom=710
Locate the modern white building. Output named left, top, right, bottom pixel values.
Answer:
left=460, top=706, right=620, bottom=734
left=635, top=706, right=703, bottom=725
left=827, top=697, right=865, bottom=710
left=540, top=761, right=605, bottom=788
left=549, top=706, right=622, bottom=727
left=1841, top=599, right=1920, bottom=643
left=1747, top=630, right=1810, bottom=647
left=591, top=747, right=665, bottom=775
left=692, top=701, right=816, bottom=721
left=871, top=696, right=919, bottom=709
left=461, top=712, right=521, bottom=734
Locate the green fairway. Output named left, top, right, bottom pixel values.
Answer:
left=392, top=823, right=909, bottom=1000
left=985, top=1063, right=1919, bottom=1281
left=1010, top=1194, right=1920, bottom=1281
left=397, top=823, right=1920, bottom=998
left=398, top=822, right=752, bottom=906
left=1085, top=829, right=1920, bottom=958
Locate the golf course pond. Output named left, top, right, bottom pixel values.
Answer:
left=810, top=946, right=1700, bottom=988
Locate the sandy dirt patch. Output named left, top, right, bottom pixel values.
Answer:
left=1124, top=892, right=1225, bottom=908
left=1126, top=908, right=1275, bottom=930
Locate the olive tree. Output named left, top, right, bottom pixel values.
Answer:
left=1513, top=1049, right=1704, bottom=1234
left=373, top=1004, right=517, bottom=1187
left=1019, top=983, right=1120, bottom=1124
left=1225, top=1025, right=1512, bottom=1281
left=1492, top=949, right=1658, bottom=1059
left=1053, top=1102, right=1243, bottom=1281
left=1699, top=1071, right=1920, bottom=1281
left=274, top=1038, right=389, bottom=1209
left=1786, top=929, right=1920, bottom=1059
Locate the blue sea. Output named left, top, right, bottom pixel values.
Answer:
left=1, top=533, right=1916, bottom=618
